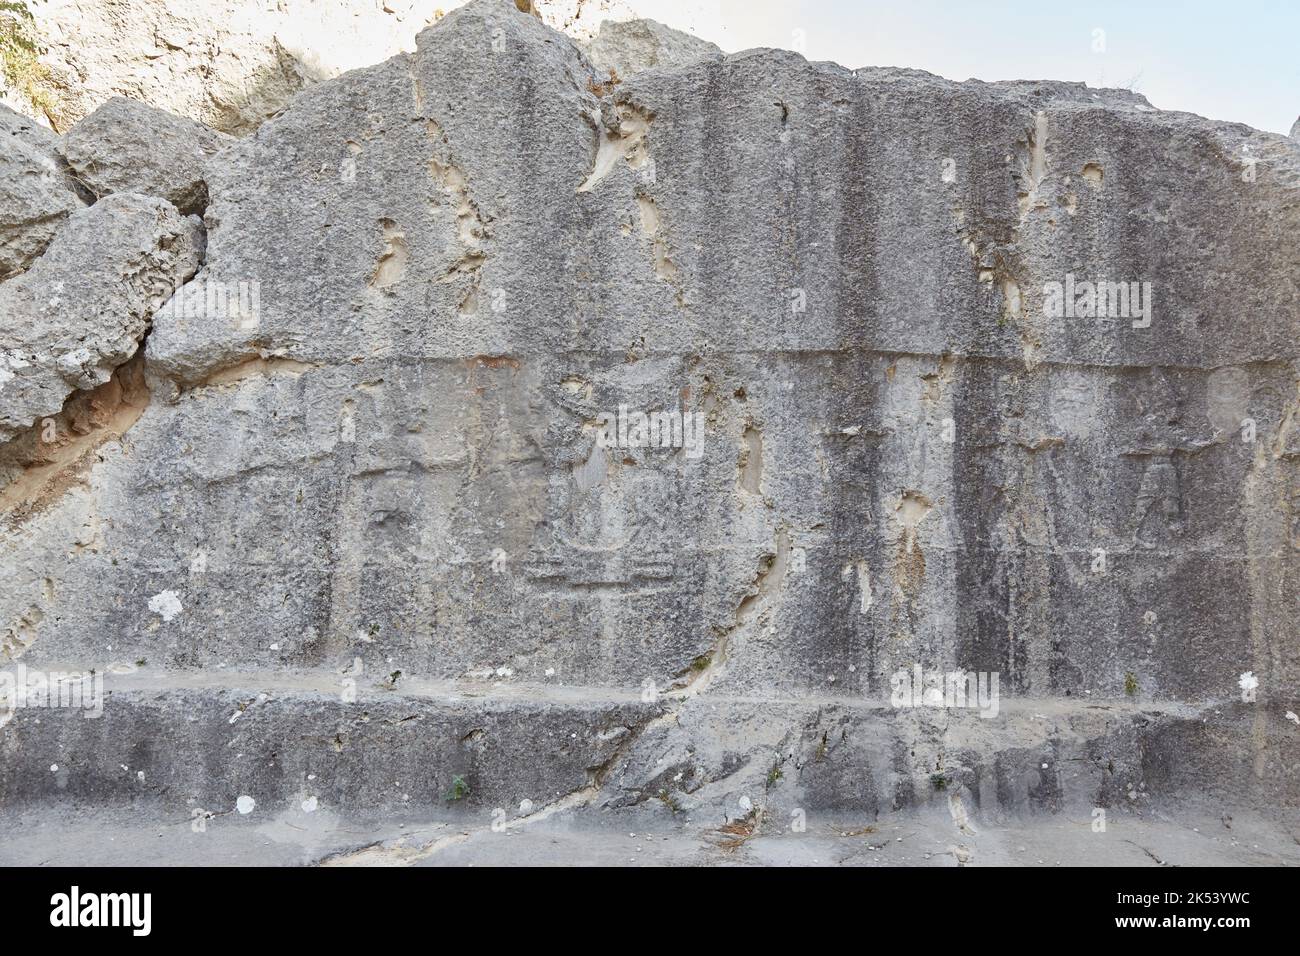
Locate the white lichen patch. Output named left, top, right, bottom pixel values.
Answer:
left=147, top=590, right=184, bottom=622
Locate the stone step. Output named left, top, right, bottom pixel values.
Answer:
left=0, top=667, right=660, bottom=815
left=3, top=666, right=1295, bottom=819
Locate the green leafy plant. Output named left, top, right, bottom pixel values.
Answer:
left=0, top=2, right=57, bottom=120
left=443, top=774, right=469, bottom=802
left=1124, top=672, right=1138, bottom=696
left=766, top=760, right=784, bottom=789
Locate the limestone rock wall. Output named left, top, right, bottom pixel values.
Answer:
left=0, top=0, right=1296, bottom=824
left=9, top=0, right=640, bottom=134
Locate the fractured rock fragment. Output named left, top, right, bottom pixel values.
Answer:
left=0, top=193, right=203, bottom=442
left=59, top=97, right=232, bottom=215
left=0, top=103, right=87, bottom=280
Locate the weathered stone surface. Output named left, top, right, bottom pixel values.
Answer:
left=11, top=0, right=438, bottom=134
left=58, top=98, right=231, bottom=215
left=3, top=796, right=1296, bottom=866
left=0, top=670, right=660, bottom=812
left=0, top=103, right=86, bottom=280
left=0, top=193, right=202, bottom=442
left=585, top=18, right=722, bottom=78
left=11, top=0, right=643, bottom=134
left=0, top=102, right=53, bottom=142
left=1, top=0, right=1297, bottom=854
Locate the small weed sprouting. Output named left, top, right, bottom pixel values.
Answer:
left=766, top=761, right=784, bottom=790
left=656, top=789, right=683, bottom=813
left=444, top=774, right=469, bottom=802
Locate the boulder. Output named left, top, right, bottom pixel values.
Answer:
left=59, top=98, right=232, bottom=215
left=0, top=104, right=86, bottom=280
left=0, top=193, right=203, bottom=441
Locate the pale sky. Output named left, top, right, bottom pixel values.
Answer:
left=626, top=0, right=1298, bottom=135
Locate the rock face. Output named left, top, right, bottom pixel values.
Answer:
left=58, top=97, right=232, bottom=215
left=20, top=0, right=443, bottom=134
left=15, top=0, right=643, bottom=134
left=0, top=0, right=1297, bottom=858
left=0, top=193, right=202, bottom=442
left=0, top=104, right=85, bottom=280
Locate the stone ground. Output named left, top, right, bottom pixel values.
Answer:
left=2, top=801, right=1294, bottom=867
